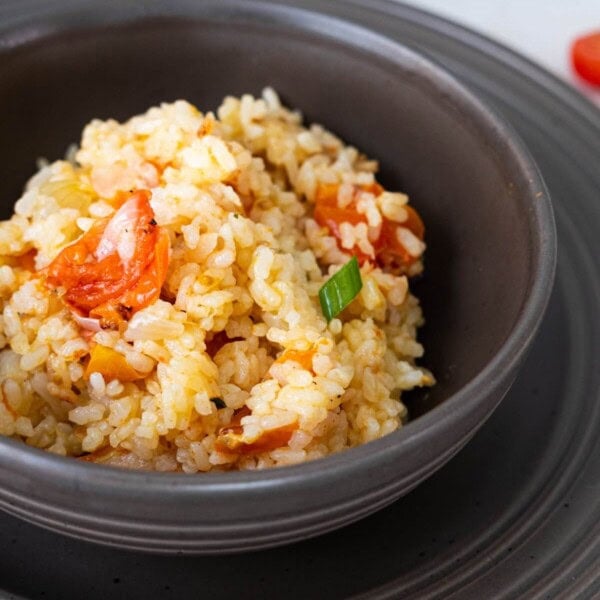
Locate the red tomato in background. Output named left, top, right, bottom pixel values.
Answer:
left=571, top=31, right=600, bottom=86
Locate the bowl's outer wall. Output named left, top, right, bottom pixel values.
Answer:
left=0, top=6, right=553, bottom=553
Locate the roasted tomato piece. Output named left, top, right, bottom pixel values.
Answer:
left=46, top=189, right=170, bottom=327
left=312, top=182, right=424, bottom=271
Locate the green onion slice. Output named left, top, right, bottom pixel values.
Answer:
left=319, top=256, right=363, bottom=322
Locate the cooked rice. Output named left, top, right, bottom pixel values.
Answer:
left=0, top=88, right=433, bottom=472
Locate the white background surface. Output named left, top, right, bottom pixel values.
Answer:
left=402, top=0, right=600, bottom=107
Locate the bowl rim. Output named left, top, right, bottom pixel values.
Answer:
left=0, top=0, right=556, bottom=496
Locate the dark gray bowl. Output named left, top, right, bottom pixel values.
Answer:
left=0, top=1, right=556, bottom=554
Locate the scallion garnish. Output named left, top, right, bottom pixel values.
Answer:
left=319, top=256, right=363, bottom=321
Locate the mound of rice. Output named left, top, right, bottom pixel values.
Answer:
left=0, top=88, right=433, bottom=472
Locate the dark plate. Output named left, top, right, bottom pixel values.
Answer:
left=1, top=0, right=599, bottom=597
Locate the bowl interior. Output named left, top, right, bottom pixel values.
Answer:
left=0, top=14, right=536, bottom=421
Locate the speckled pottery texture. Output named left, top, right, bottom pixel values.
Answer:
left=0, top=0, right=555, bottom=554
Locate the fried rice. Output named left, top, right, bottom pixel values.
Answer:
left=0, top=88, right=433, bottom=472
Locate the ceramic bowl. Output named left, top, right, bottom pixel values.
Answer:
left=0, top=0, right=556, bottom=554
